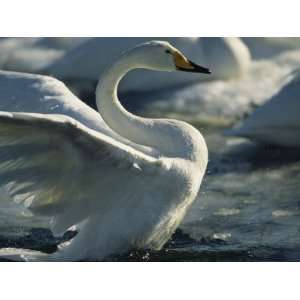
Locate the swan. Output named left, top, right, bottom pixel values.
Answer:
left=0, top=38, right=87, bottom=73
left=242, top=37, right=300, bottom=59
left=44, top=37, right=249, bottom=92
left=0, top=40, right=210, bottom=261
left=226, top=69, right=300, bottom=147
left=0, top=38, right=63, bottom=73
left=33, top=37, right=90, bottom=51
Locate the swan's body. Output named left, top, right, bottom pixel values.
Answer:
left=227, top=70, right=300, bottom=147
left=0, top=41, right=209, bottom=261
left=44, top=37, right=250, bottom=92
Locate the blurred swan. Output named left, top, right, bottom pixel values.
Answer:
left=0, top=41, right=210, bottom=261
left=227, top=70, right=300, bottom=147
left=34, top=37, right=89, bottom=51
left=0, top=38, right=88, bottom=73
left=242, top=37, right=300, bottom=59
left=44, top=37, right=250, bottom=92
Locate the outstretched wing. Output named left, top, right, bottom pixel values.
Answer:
left=0, top=112, right=165, bottom=235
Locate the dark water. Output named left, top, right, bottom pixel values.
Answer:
left=0, top=227, right=298, bottom=262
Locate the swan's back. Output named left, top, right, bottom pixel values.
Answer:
left=228, top=71, right=300, bottom=146
left=244, top=74, right=299, bottom=125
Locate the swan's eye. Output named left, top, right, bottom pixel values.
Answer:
left=165, top=50, right=171, bottom=54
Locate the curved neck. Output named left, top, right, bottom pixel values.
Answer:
left=95, top=53, right=201, bottom=160
left=96, top=55, right=153, bottom=148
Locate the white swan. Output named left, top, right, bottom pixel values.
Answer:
left=44, top=37, right=250, bottom=92
left=0, top=38, right=87, bottom=73
left=227, top=70, right=300, bottom=147
left=242, top=37, right=300, bottom=59
left=33, top=37, right=89, bottom=51
left=0, top=41, right=210, bottom=261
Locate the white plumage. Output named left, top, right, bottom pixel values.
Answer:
left=227, top=69, right=300, bottom=147
left=0, top=38, right=88, bottom=73
left=0, top=41, right=209, bottom=261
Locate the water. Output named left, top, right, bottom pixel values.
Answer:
left=180, top=127, right=300, bottom=261
left=0, top=38, right=300, bottom=261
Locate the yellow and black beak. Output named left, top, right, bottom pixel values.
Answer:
left=173, top=51, right=211, bottom=74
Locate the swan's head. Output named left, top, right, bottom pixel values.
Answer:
left=127, top=41, right=211, bottom=74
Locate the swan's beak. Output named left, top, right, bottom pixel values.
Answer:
left=174, top=51, right=211, bottom=74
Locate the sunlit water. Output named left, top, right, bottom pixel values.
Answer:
left=0, top=44, right=300, bottom=261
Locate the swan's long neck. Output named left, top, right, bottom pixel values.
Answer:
left=95, top=53, right=204, bottom=161
left=96, top=55, right=154, bottom=148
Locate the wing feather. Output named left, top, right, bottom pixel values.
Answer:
left=0, top=112, right=164, bottom=235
